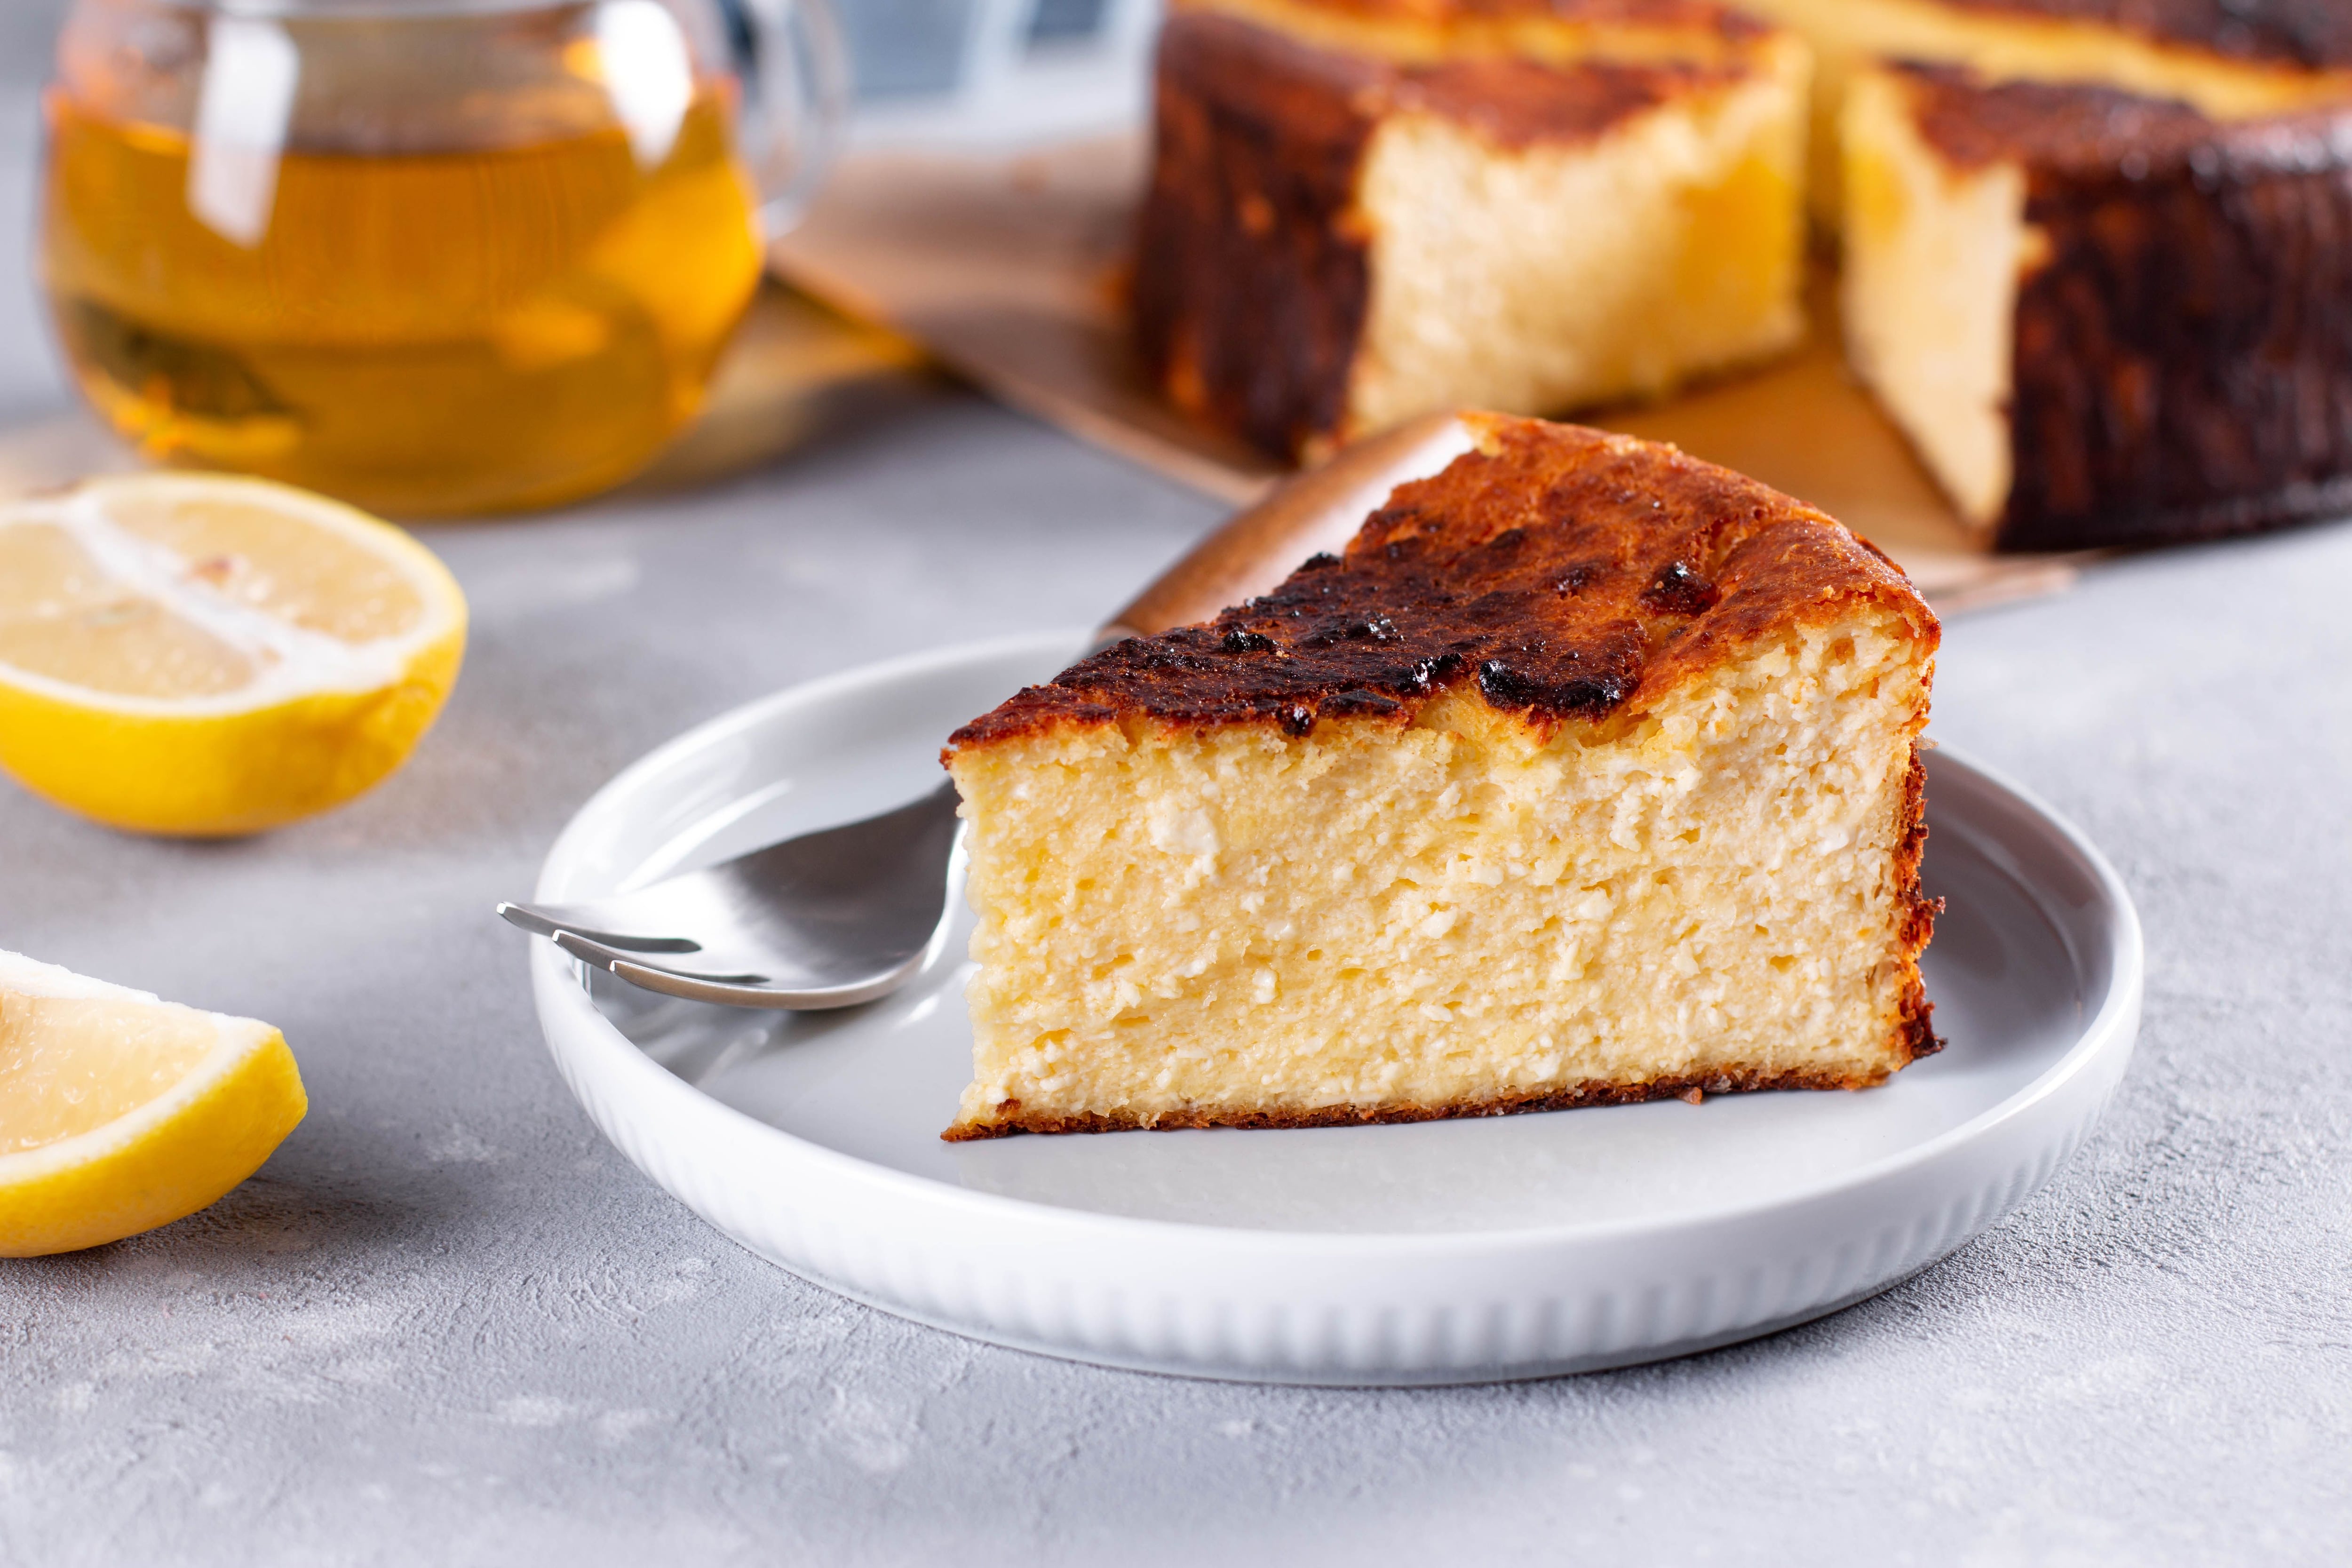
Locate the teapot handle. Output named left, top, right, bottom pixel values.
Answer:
left=725, top=0, right=852, bottom=237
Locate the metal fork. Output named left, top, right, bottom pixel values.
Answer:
left=498, top=413, right=1474, bottom=1009
left=498, top=783, right=963, bottom=1008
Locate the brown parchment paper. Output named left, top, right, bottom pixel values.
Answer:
left=772, top=135, right=2084, bottom=613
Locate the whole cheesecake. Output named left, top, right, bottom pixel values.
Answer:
left=1130, top=0, right=1812, bottom=460
left=1843, top=63, right=2352, bottom=548
left=942, top=414, right=1940, bottom=1139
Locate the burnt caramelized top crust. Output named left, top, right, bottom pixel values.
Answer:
left=1893, top=59, right=2352, bottom=172
left=948, top=416, right=1937, bottom=752
left=1163, top=11, right=1756, bottom=154
left=1183, top=0, right=1770, bottom=42
left=1376, top=54, right=1753, bottom=144
left=1936, top=0, right=2352, bottom=72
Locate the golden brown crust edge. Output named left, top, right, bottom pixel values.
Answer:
left=947, top=1060, right=1910, bottom=1140
left=1891, top=741, right=1945, bottom=1066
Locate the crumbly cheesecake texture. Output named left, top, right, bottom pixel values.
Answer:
left=1131, top=0, right=1810, bottom=460
left=1739, top=0, right=2352, bottom=226
left=942, top=415, right=1940, bottom=1140
left=1844, top=62, right=2352, bottom=547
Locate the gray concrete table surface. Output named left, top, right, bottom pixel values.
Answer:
left=2, top=34, right=2349, bottom=1568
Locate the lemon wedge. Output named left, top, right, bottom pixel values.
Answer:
left=0, top=950, right=305, bottom=1257
left=0, top=473, right=467, bottom=836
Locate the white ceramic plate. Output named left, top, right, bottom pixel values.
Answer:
left=528, top=631, right=2142, bottom=1385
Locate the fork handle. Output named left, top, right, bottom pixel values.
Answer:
left=1100, top=412, right=1478, bottom=641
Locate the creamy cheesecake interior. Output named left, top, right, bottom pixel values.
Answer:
left=943, top=414, right=1939, bottom=1138
left=1347, top=51, right=1808, bottom=435
left=1840, top=65, right=2030, bottom=527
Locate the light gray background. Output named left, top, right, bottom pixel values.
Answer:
left=2, top=8, right=2348, bottom=1565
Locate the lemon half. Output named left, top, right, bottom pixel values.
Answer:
left=0, top=949, right=305, bottom=1257
left=0, top=473, right=467, bottom=836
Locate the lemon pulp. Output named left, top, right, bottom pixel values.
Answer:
left=0, top=949, right=306, bottom=1257
left=0, top=472, right=467, bottom=835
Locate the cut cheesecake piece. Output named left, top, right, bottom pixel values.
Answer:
left=1130, top=0, right=1811, bottom=460
left=1844, top=62, right=2352, bottom=548
left=1739, top=0, right=2352, bottom=228
left=942, top=414, right=1940, bottom=1139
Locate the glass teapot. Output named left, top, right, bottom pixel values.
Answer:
left=42, top=0, right=848, bottom=516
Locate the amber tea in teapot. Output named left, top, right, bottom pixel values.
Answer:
left=41, top=0, right=841, bottom=516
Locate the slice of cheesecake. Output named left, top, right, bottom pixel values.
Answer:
left=1130, top=0, right=1811, bottom=460
left=942, top=414, right=1940, bottom=1139
left=1843, top=62, right=2352, bottom=548
left=1739, top=0, right=2352, bottom=227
